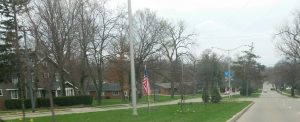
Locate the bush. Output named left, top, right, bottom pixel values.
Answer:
left=5, top=95, right=93, bottom=109
left=202, top=89, right=210, bottom=103
left=211, top=87, right=221, bottom=103
left=240, top=87, right=253, bottom=96
left=54, top=95, right=93, bottom=106
left=4, top=99, right=31, bottom=109
left=36, top=98, right=50, bottom=107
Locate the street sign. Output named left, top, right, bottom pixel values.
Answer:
left=224, top=71, right=233, bottom=78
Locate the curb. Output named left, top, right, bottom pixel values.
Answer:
left=226, top=101, right=254, bottom=122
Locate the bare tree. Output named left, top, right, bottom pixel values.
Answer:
left=88, top=0, right=123, bottom=104
left=74, top=0, right=98, bottom=95
left=275, top=12, right=300, bottom=60
left=106, top=11, right=129, bottom=101
left=133, top=9, right=164, bottom=97
left=160, top=21, right=195, bottom=98
left=33, top=0, right=81, bottom=96
left=274, top=11, right=300, bottom=97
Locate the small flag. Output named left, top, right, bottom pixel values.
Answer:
left=143, top=65, right=151, bottom=96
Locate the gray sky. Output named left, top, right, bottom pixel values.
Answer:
left=112, top=0, right=300, bottom=66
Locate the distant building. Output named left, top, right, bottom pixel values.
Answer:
left=0, top=50, right=78, bottom=109
left=154, top=82, right=198, bottom=95
left=86, top=82, right=122, bottom=99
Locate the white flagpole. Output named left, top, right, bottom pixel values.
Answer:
left=128, top=0, right=138, bottom=116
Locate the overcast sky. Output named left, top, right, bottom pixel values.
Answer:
left=112, top=0, right=300, bottom=66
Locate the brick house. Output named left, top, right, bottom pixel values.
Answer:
left=86, top=82, right=122, bottom=99
left=154, top=82, right=198, bottom=95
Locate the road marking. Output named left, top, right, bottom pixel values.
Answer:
left=298, top=112, right=300, bottom=114
left=288, top=106, right=292, bottom=109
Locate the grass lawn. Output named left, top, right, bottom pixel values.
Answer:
left=7, top=101, right=251, bottom=122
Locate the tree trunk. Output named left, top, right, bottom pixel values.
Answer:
left=170, top=61, right=177, bottom=99
left=97, top=82, right=103, bottom=104
left=135, top=64, right=142, bottom=99
left=91, top=77, right=101, bottom=105
left=79, top=74, right=86, bottom=95
left=291, top=86, right=295, bottom=97
left=59, top=70, right=66, bottom=96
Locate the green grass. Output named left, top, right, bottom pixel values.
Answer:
left=7, top=101, right=251, bottom=122
left=92, top=99, right=129, bottom=106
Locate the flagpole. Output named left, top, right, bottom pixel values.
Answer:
left=147, top=93, right=150, bottom=112
left=128, top=0, right=138, bottom=116
left=145, top=65, right=150, bottom=112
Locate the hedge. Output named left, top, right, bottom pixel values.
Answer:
left=4, top=99, right=31, bottom=109
left=5, top=95, right=93, bottom=109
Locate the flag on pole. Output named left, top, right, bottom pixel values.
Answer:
left=143, top=65, right=151, bottom=96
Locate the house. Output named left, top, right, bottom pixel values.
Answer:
left=0, top=81, right=78, bottom=109
left=154, top=82, right=177, bottom=95
left=0, top=53, right=78, bottom=109
left=154, top=82, right=198, bottom=95
left=35, top=81, right=78, bottom=98
left=0, top=81, right=77, bottom=100
left=32, top=55, right=78, bottom=98
left=0, top=82, right=19, bottom=100
left=86, top=82, right=122, bottom=99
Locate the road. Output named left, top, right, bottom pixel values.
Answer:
left=237, top=83, right=300, bottom=122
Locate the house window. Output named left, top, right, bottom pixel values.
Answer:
left=43, top=73, right=49, bottom=78
left=112, top=91, right=119, bottom=96
left=11, top=90, right=18, bottom=99
left=37, top=90, right=42, bottom=98
left=66, top=89, right=74, bottom=96
left=0, top=89, right=3, bottom=96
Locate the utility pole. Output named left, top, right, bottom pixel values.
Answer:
left=212, top=44, right=252, bottom=99
left=128, top=0, right=138, bottom=116
left=23, top=29, right=35, bottom=112
left=246, top=42, right=254, bottom=96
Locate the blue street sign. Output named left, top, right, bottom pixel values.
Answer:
left=224, top=71, right=233, bottom=78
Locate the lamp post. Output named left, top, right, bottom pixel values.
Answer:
left=128, top=0, right=138, bottom=116
left=211, top=43, right=252, bottom=98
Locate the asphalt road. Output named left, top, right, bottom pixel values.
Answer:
left=237, top=83, right=300, bottom=122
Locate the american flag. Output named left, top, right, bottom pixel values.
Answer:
left=143, top=65, right=151, bottom=96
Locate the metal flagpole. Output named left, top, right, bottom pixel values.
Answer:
left=128, top=0, right=138, bottom=116
left=147, top=91, right=150, bottom=112
left=145, top=65, right=150, bottom=112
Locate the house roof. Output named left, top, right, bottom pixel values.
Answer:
left=37, top=81, right=77, bottom=90
left=0, top=82, right=18, bottom=90
left=86, top=83, right=121, bottom=92
left=155, top=82, right=196, bottom=89
left=33, top=56, right=70, bottom=74
left=155, top=83, right=172, bottom=89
